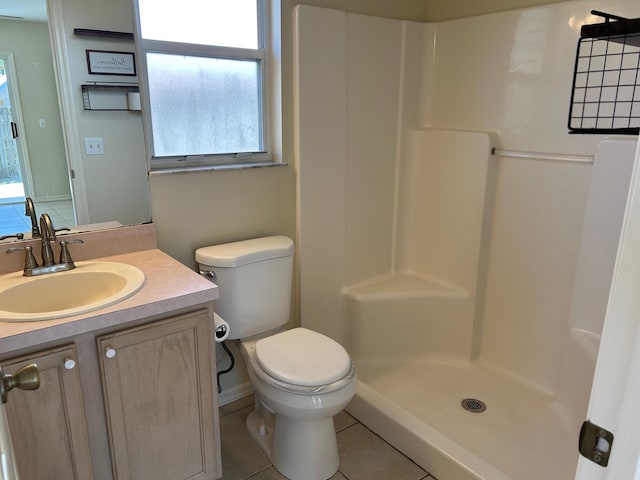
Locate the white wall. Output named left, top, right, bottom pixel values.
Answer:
left=56, top=0, right=150, bottom=226
left=295, top=7, right=410, bottom=343
left=426, top=0, right=571, bottom=21
left=427, top=0, right=640, bottom=391
left=296, top=0, right=640, bottom=397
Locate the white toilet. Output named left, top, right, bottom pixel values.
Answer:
left=196, top=236, right=357, bottom=480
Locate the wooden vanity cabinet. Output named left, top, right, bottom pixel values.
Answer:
left=98, top=309, right=218, bottom=480
left=2, top=345, right=94, bottom=480
left=1, top=309, right=220, bottom=480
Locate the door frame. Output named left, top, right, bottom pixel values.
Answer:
left=0, top=51, right=34, bottom=200
left=46, top=0, right=89, bottom=224
left=575, top=136, right=640, bottom=479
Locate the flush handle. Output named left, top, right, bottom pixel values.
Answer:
left=199, top=269, right=217, bottom=280
left=579, top=420, right=614, bottom=467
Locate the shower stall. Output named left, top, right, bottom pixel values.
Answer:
left=294, top=3, right=639, bottom=479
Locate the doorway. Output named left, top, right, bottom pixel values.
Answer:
left=0, top=53, right=33, bottom=206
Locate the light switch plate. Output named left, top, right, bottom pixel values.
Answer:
left=85, top=137, right=104, bottom=155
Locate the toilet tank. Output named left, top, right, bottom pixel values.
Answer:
left=196, top=236, right=294, bottom=340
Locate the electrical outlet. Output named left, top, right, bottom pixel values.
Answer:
left=84, top=137, right=104, bottom=155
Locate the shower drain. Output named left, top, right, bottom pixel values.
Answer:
left=461, top=398, right=486, bottom=413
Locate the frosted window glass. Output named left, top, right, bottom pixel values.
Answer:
left=138, top=0, right=258, bottom=49
left=147, top=53, right=262, bottom=157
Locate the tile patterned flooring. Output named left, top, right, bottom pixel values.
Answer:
left=0, top=199, right=74, bottom=237
left=219, top=396, right=437, bottom=480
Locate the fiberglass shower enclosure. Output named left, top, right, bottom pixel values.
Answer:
left=294, top=2, right=640, bottom=479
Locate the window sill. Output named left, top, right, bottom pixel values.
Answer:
left=148, top=161, right=288, bottom=176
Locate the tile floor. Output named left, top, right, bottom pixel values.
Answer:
left=219, top=395, right=437, bottom=480
left=0, top=199, right=74, bottom=238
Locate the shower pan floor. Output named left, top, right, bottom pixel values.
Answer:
left=354, top=357, right=577, bottom=480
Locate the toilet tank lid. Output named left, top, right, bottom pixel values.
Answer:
left=196, top=235, right=294, bottom=267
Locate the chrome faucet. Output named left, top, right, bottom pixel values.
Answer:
left=6, top=213, right=83, bottom=276
left=24, top=197, right=41, bottom=238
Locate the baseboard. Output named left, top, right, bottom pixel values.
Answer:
left=218, top=381, right=253, bottom=406
left=34, top=194, right=72, bottom=203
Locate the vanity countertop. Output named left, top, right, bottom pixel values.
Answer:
left=0, top=248, right=218, bottom=355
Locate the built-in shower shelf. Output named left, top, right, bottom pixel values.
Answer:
left=345, top=272, right=467, bottom=301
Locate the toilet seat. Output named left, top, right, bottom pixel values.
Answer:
left=255, top=328, right=351, bottom=386
left=249, top=351, right=356, bottom=395
left=246, top=328, right=356, bottom=395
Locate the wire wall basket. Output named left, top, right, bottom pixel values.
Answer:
left=568, top=11, right=640, bottom=134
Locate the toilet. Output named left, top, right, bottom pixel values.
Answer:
left=195, top=236, right=357, bottom=480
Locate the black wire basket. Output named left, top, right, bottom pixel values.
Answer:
left=568, top=11, right=640, bottom=134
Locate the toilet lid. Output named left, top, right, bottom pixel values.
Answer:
left=255, top=328, right=351, bottom=386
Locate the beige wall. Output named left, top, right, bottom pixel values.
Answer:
left=426, top=0, right=571, bottom=21
left=0, top=19, right=69, bottom=202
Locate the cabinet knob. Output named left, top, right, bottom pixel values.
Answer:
left=0, top=364, right=40, bottom=404
left=105, top=347, right=117, bottom=359
left=64, top=358, right=76, bottom=370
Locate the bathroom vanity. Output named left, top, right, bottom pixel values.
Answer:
left=0, top=224, right=222, bottom=480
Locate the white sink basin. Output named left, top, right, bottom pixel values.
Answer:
left=0, top=261, right=145, bottom=322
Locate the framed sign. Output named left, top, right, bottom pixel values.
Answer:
left=86, top=50, right=136, bottom=76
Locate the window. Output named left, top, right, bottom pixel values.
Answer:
left=133, top=0, right=272, bottom=170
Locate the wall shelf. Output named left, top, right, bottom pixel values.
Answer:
left=73, top=28, right=134, bottom=41
left=579, top=11, right=640, bottom=47
left=568, top=10, right=640, bottom=134
left=81, top=83, right=139, bottom=111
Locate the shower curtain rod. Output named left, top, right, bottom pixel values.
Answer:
left=491, top=148, right=593, bottom=164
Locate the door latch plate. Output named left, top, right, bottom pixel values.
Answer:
left=579, top=420, right=614, bottom=467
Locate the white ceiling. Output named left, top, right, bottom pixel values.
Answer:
left=0, top=0, right=47, bottom=23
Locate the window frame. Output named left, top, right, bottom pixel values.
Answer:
left=132, top=0, right=273, bottom=171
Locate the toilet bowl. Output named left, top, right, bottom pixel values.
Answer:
left=195, top=236, right=357, bottom=480
left=242, top=328, right=357, bottom=480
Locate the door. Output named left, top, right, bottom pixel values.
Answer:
left=98, top=310, right=220, bottom=480
left=0, top=52, right=33, bottom=203
left=3, top=346, right=93, bottom=480
left=575, top=136, right=640, bottom=479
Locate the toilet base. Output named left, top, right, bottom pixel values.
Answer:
left=246, top=406, right=339, bottom=480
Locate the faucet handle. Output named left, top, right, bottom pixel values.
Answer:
left=6, top=245, right=39, bottom=274
left=0, top=233, right=24, bottom=241
left=59, top=239, right=84, bottom=268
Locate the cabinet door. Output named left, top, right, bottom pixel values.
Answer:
left=3, top=345, right=94, bottom=480
left=98, top=310, right=218, bottom=480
